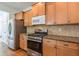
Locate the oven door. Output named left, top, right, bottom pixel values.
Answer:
left=27, top=40, right=42, bottom=53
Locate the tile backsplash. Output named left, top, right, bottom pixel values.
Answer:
left=27, top=25, right=79, bottom=37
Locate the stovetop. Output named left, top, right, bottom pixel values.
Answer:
left=27, top=33, right=47, bottom=42
left=28, top=33, right=47, bottom=37
left=27, top=29, right=48, bottom=42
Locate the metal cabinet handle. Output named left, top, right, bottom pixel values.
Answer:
left=64, top=44, right=68, bottom=46
left=47, top=41, right=51, bottom=43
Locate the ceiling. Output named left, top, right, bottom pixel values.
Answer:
left=0, top=2, right=33, bottom=14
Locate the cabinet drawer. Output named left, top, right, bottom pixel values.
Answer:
left=57, top=41, right=79, bottom=49
left=44, top=39, right=56, bottom=46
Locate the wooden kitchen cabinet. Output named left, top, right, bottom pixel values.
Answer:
left=24, top=12, right=28, bottom=26
left=68, top=2, right=79, bottom=24
left=24, top=10, right=32, bottom=26
left=20, top=33, right=27, bottom=51
left=55, top=2, right=68, bottom=24
left=43, top=37, right=79, bottom=56
left=15, top=12, right=24, bottom=20
left=45, top=2, right=79, bottom=25
left=46, top=2, right=56, bottom=25
left=23, top=34, right=27, bottom=51
left=32, top=3, right=38, bottom=17
left=57, top=47, right=79, bottom=56
left=20, top=34, right=24, bottom=50
left=46, top=2, right=68, bottom=25
left=28, top=10, right=32, bottom=26
left=32, top=2, right=45, bottom=17
left=43, top=39, right=56, bottom=56
left=57, top=41, right=79, bottom=56
left=38, top=2, right=45, bottom=16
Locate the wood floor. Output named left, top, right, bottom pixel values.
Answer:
left=0, top=42, right=28, bottom=56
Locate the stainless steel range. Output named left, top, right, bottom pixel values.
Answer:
left=27, top=29, right=48, bottom=56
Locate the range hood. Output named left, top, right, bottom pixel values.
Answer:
left=32, top=15, right=45, bottom=25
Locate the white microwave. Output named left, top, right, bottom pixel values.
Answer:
left=32, top=15, right=45, bottom=25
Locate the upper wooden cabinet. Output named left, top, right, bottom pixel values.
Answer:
left=68, top=2, right=79, bottom=24
left=32, top=2, right=45, bottom=17
left=15, top=12, right=24, bottom=20
left=46, top=2, right=56, bottom=25
left=28, top=10, right=32, bottom=26
left=24, top=10, right=32, bottom=26
left=46, top=2, right=79, bottom=25
left=15, top=2, right=79, bottom=25
left=46, top=2, right=68, bottom=25
left=55, top=2, right=68, bottom=24
left=24, top=12, right=28, bottom=26
left=32, top=3, right=38, bottom=17
left=38, top=2, right=45, bottom=16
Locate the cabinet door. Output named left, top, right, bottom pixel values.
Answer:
left=24, top=10, right=32, bottom=26
left=43, top=39, right=56, bottom=56
left=28, top=10, right=32, bottom=26
left=38, top=2, right=45, bottom=16
left=23, top=39, right=27, bottom=51
left=68, top=2, right=79, bottom=23
left=32, top=4, right=38, bottom=17
left=46, top=2, right=56, bottom=25
left=24, top=12, right=29, bottom=26
left=57, top=47, right=79, bottom=56
left=15, top=12, right=23, bottom=20
left=56, top=2, right=68, bottom=24
left=20, top=34, right=24, bottom=49
left=57, top=41, right=79, bottom=56
left=23, top=35, right=27, bottom=51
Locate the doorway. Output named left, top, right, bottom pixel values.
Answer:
left=0, top=10, right=9, bottom=45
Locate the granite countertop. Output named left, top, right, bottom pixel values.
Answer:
left=44, top=35, right=79, bottom=44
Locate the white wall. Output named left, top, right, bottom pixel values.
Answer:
left=0, top=10, right=9, bottom=45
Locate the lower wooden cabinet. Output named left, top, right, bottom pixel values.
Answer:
left=57, top=41, right=79, bottom=56
left=20, top=34, right=24, bottom=49
left=43, top=39, right=56, bottom=56
left=57, top=47, right=79, bottom=56
left=20, top=33, right=27, bottom=51
left=43, top=38, right=79, bottom=56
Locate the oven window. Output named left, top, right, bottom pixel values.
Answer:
left=27, top=40, right=42, bottom=53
